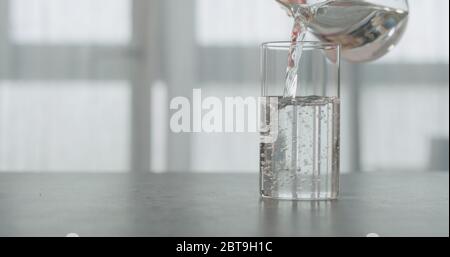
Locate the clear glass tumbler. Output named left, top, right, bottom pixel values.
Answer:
left=260, top=41, right=340, bottom=200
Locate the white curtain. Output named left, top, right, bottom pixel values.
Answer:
left=0, top=0, right=448, bottom=173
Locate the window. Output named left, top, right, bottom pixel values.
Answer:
left=10, top=0, right=131, bottom=44
left=196, top=0, right=293, bottom=46
left=0, top=81, right=131, bottom=172
left=361, top=84, right=449, bottom=171
left=1, top=0, right=135, bottom=172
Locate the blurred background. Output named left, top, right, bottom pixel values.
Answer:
left=0, top=0, right=448, bottom=173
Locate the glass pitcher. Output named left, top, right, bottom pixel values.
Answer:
left=276, top=0, right=409, bottom=62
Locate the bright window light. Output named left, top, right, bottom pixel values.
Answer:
left=9, top=0, right=131, bottom=44
left=0, top=81, right=131, bottom=172
left=196, top=0, right=293, bottom=46
left=360, top=84, right=449, bottom=171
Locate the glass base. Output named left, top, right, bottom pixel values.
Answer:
left=261, top=192, right=339, bottom=201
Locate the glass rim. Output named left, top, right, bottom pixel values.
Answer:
left=261, top=41, right=340, bottom=51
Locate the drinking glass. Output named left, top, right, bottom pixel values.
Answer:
left=260, top=41, right=340, bottom=200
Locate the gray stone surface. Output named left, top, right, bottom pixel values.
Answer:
left=0, top=171, right=448, bottom=237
